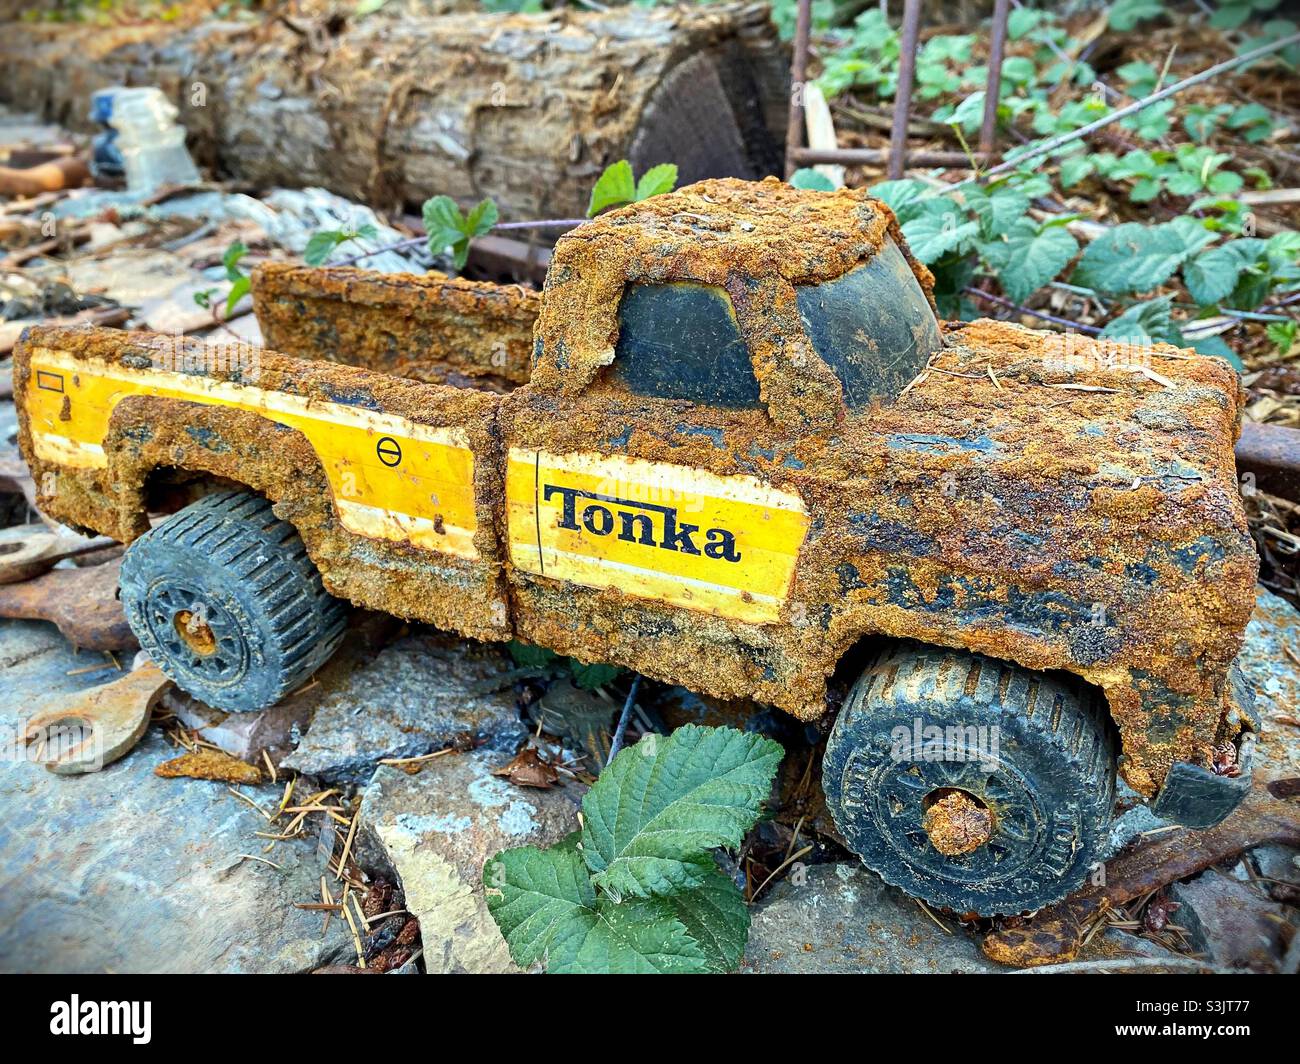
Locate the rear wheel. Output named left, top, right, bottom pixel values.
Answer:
left=822, top=641, right=1116, bottom=916
left=120, top=491, right=347, bottom=712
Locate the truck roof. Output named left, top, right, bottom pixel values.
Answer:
left=530, top=176, right=938, bottom=414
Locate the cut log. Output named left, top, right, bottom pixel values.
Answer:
left=0, top=4, right=789, bottom=221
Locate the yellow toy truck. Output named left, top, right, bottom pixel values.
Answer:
left=14, top=177, right=1258, bottom=915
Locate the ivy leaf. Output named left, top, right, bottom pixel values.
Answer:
left=790, top=168, right=837, bottom=191
left=1073, top=222, right=1190, bottom=294
left=587, top=160, right=637, bottom=218
left=984, top=222, right=1078, bottom=304
left=581, top=724, right=783, bottom=900
left=1184, top=244, right=1242, bottom=306
left=635, top=163, right=678, bottom=201
left=484, top=838, right=711, bottom=974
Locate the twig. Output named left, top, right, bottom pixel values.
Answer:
left=606, top=674, right=642, bottom=764
left=964, top=287, right=1102, bottom=334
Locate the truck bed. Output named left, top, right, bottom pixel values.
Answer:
left=251, top=263, right=539, bottom=393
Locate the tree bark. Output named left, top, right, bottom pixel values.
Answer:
left=0, top=4, right=789, bottom=221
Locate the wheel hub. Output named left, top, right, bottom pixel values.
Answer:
left=922, top=789, right=994, bottom=856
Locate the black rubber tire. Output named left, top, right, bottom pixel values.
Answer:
left=120, top=491, right=347, bottom=712
left=822, top=641, right=1117, bottom=916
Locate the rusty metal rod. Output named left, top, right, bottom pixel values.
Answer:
left=784, top=0, right=814, bottom=179
left=794, top=147, right=985, bottom=168
left=980, top=0, right=1012, bottom=157
left=888, top=0, right=923, bottom=180
left=1236, top=420, right=1300, bottom=502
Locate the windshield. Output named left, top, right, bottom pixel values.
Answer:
left=610, top=282, right=762, bottom=408
left=795, top=239, right=942, bottom=409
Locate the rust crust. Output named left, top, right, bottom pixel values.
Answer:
left=922, top=791, right=994, bottom=856
left=252, top=263, right=538, bottom=390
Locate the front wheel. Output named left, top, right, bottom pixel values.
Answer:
left=120, top=490, right=347, bottom=712
left=822, top=641, right=1117, bottom=916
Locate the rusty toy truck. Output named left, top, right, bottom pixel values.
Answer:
left=14, top=177, right=1259, bottom=915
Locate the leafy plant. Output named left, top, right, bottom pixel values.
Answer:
left=507, top=641, right=622, bottom=691
left=1109, top=0, right=1167, bottom=32
left=303, top=222, right=379, bottom=267
left=586, top=160, right=678, bottom=218
left=484, top=724, right=783, bottom=973
left=789, top=167, right=837, bottom=191
left=422, top=195, right=498, bottom=271
left=194, top=239, right=250, bottom=318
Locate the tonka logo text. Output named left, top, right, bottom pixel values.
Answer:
left=543, top=484, right=742, bottom=562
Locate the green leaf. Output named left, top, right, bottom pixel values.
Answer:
left=225, top=274, right=250, bottom=318
left=1099, top=295, right=1178, bottom=345
left=868, top=179, right=930, bottom=224
left=900, top=207, right=980, bottom=265
left=587, top=160, right=637, bottom=218
left=790, top=168, right=837, bottom=192
left=304, top=230, right=346, bottom=267
left=354, top=0, right=389, bottom=15
left=1189, top=332, right=1243, bottom=369
left=464, top=198, right=499, bottom=239
left=1184, top=244, right=1242, bottom=306
left=423, top=194, right=469, bottom=262
left=508, top=641, right=557, bottom=669
left=1059, top=155, right=1095, bottom=189
left=660, top=863, right=749, bottom=973
left=1109, top=0, right=1166, bottom=32
left=1073, top=222, right=1190, bottom=294
left=484, top=840, right=714, bottom=974
left=569, top=660, right=621, bottom=691
left=965, top=184, right=1029, bottom=239
left=222, top=240, right=248, bottom=282
left=634, top=163, right=678, bottom=201
left=1267, top=320, right=1297, bottom=356
left=984, top=223, right=1078, bottom=304
left=581, top=724, right=783, bottom=901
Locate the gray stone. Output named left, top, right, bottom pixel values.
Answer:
left=0, top=619, right=352, bottom=972
left=1250, top=844, right=1300, bottom=904
left=283, top=629, right=528, bottom=785
left=742, top=862, right=1000, bottom=974
left=355, top=747, right=582, bottom=974
left=1236, top=588, right=1300, bottom=783
left=1169, top=869, right=1288, bottom=972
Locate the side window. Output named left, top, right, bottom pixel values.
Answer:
left=796, top=239, right=943, bottom=409
left=610, top=282, right=763, bottom=408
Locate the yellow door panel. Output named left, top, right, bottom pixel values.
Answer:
left=507, top=448, right=809, bottom=623
left=24, top=348, right=479, bottom=559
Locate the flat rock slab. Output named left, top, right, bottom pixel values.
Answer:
left=1238, top=588, right=1300, bottom=783
left=743, top=862, right=1001, bottom=974
left=283, top=628, right=528, bottom=785
left=0, top=618, right=351, bottom=973
left=1170, top=869, right=1288, bottom=972
left=356, top=748, right=582, bottom=974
